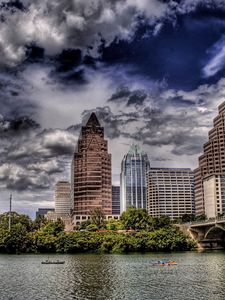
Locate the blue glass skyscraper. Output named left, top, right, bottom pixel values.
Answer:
left=120, top=144, right=150, bottom=213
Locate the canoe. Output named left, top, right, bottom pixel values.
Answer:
left=41, top=260, right=65, bottom=264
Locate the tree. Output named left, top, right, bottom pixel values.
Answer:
left=181, top=214, right=195, bottom=223
left=195, top=214, right=207, bottom=221
left=90, top=207, right=105, bottom=229
left=106, top=219, right=124, bottom=231
left=0, top=213, right=33, bottom=253
left=33, top=219, right=64, bottom=253
left=120, top=207, right=151, bottom=230
left=79, top=219, right=91, bottom=230
left=42, top=219, right=64, bottom=236
left=0, top=212, right=32, bottom=231
left=153, top=215, right=171, bottom=229
left=86, top=223, right=98, bottom=231
left=32, top=215, right=48, bottom=230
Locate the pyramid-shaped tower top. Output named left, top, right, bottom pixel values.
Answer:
left=86, top=112, right=101, bottom=127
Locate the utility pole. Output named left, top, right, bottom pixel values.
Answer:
left=9, top=194, right=12, bottom=232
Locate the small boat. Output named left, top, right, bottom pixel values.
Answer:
left=41, top=260, right=65, bottom=265
left=167, top=260, right=177, bottom=265
left=152, top=260, right=177, bottom=267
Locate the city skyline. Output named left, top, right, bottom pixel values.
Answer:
left=2, top=1, right=225, bottom=216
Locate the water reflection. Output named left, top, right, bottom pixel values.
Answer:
left=0, top=252, right=224, bottom=300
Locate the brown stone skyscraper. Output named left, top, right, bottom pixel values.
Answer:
left=194, top=101, right=225, bottom=217
left=71, top=113, right=112, bottom=215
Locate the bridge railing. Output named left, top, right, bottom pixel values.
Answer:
left=184, top=215, right=225, bottom=226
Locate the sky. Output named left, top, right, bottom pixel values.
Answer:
left=1, top=0, right=225, bottom=217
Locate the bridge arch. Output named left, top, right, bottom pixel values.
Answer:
left=204, top=225, right=225, bottom=240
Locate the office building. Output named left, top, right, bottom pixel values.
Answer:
left=120, top=144, right=150, bottom=213
left=55, top=181, right=71, bottom=216
left=112, top=185, right=120, bottom=215
left=203, top=175, right=225, bottom=218
left=71, top=113, right=112, bottom=215
left=147, top=168, right=195, bottom=219
left=36, top=208, right=55, bottom=218
left=194, top=101, right=225, bottom=217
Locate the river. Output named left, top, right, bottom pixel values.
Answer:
left=0, top=251, right=224, bottom=300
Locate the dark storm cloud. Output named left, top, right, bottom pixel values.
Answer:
left=108, top=86, right=131, bottom=102
left=89, top=85, right=221, bottom=157
left=82, top=106, right=140, bottom=139
left=0, top=0, right=224, bottom=69
left=0, top=70, right=38, bottom=119
left=0, top=115, right=78, bottom=191
left=0, top=0, right=169, bottom=67
left=48, top=49, right=91, bottom=85
left=167, top=96, right=196, bottom=107
left=0, top=1, right=25, bottom=10
left=0, top=166, right=51, bottom=191
left=4, top=128, right=77, bottom=161
left=81, top=100, right=200, bottom=153
left=0, top=115, right=39, bottom=136
left=0, top=0, right=225, bottom=93
left=108, top=86, right=147, bottom=106
left=0, top=75, right=223, bottom=193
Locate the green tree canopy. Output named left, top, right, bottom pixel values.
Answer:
left=120, top=207, right=151, bottom=230
left=90, top=207, right=105, bottom=229
left=0, top=212, right=32, bottom=231
left=181, top=214, right=196, bottom=223
left=153, top=215, right=172, bottom=229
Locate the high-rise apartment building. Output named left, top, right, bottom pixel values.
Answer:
left=147, top=168, right=195, bottom=219
left=195, top=101, right=225, bottom=217
left=71, top=113, right=112, bottom=215
left=112, top=186, right=120, bottom=215
left=55, top=181, right=71, bottom=216
left=203, top=175, right=225, bottom=218
left=120, top=144, right=150, bottom=213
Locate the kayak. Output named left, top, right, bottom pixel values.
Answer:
left=152, top=260, right=177, bottom=266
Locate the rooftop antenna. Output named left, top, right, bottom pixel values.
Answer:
left=9, top=194, right=12, bottom=232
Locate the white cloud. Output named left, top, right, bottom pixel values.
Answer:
left=27, top=159, right=62, bottom=173
left=0, top=0, right=225, bottom=67
left=22, top=64, right=117, bottom=128
left=0, top=0, right=171, bottom=66
left=203, top=36, right=225, bottom=78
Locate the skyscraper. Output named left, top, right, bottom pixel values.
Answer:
left=55, top=181, right=71, bottom=216
left=147, top=168, right=195, bottom=219
left=194, top=101, right=225, bottom=217
left=71, top=113, right=112, bottom=215
left=120, top=144, right=150, bottom=213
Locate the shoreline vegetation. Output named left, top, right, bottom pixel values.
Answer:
left=0, top=208, right=196, bottom=254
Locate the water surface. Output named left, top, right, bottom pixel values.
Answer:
left=0, top=251, right=224, bottom=300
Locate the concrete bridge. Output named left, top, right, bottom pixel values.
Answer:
left=178, top=216, right=225, bottom=250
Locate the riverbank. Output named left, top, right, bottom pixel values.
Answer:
left=0, top=209, right=197, bottom=254
left=0, top=227, right=196, bottom=254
